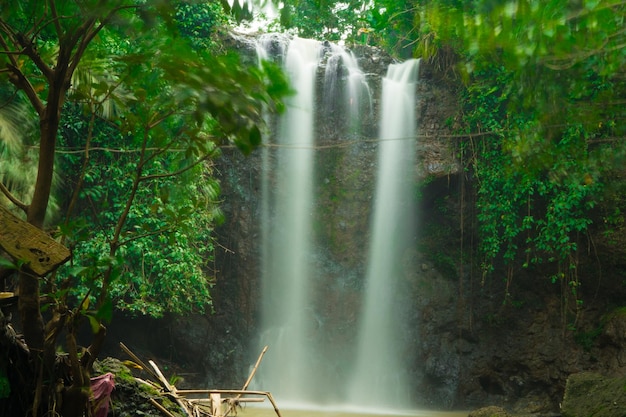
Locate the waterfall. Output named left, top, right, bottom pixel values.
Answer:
left=255, top=34, right=420, bottom=409
left=258, top=36, right=322, bottom=404
left=346, top=58, right=420, bottom=409
left=322, top=44, right=372, bottom=135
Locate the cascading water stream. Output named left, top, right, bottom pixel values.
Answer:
left=323, top=44, right=372, bottom=134
left=255, top=35, right=421, bottom=410
left=258, top=36, right=322, bottom=404
left=347, top=58, right=420, bottom=409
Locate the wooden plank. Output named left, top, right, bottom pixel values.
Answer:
left=0, top=205, right=70, bottom=276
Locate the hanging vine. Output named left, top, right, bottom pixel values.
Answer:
left=459, top=63, right=606, bottom=319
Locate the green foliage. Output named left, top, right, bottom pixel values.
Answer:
left=574, top=325, right=603, bottom=352
left=0, top=1, right=285, bottom=414
left=175, top=1, right=228, bottom=50
left=234, top=0, right=418, bottom=54
left=282, top=0, right=369, bottom=41
left=238, top=0, right=372, bottom=43
left=56, top=110, right=220, bottom=316
left=458, top=61, right=610, bottom=297
left=421, top=0, right=626, bottom=133
left=53, top=25, right=240, bottom=316
left=359, top=0, right=420, bottom=57
left=0, top=0, right=288, bottom=319
left=404, top=0, right=626, bottom=297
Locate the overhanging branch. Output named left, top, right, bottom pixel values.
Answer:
left=139, top=154, right=212, bottom=182
left=0, top=181, right=29, bottom=213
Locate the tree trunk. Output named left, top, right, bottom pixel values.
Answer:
left=19, top=82, right=65, bottom=415
left=17, top=274, right=45, bottom=352
left=18, top=108, right=58, bottom=357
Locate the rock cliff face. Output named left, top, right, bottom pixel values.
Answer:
left=107, top=36, right=626, bottom=414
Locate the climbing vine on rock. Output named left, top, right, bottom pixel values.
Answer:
left=460, top=62, right=609, bottom=316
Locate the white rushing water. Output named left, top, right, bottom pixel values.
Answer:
left=347, top=59, right=421, bottom=409
left=238, top=407, right=468, bottom=417
left=258, top=36, right=322, bottom=403
left=323, top=44, right=372, bottom=134
left=256, top=36, right=421, bottom=410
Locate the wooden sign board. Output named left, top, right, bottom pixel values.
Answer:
left=0, top=206, right=70, bottom=276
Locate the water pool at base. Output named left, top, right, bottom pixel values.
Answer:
left=236, top=405, right=468, bottom=417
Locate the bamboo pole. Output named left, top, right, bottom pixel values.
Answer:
left=149, top=398, right=177, bottom=417
left=188, top=398, right=265, bottom=404
left=119, top=343, right=160, bottom=382
left=149, top=360, right=176, bottom=393
left=149, top=360, right=191, bottom=417
left=265, top=392, right=283, bottom=417
left=224, top=346, right=269, bottom=416
left=177, top=389, right=275, bottom=395
left=122, top=344, right=280, bottom=417
left=242, top=345, right=268, bottom=391
left=176, top=390, right=282, bottom=417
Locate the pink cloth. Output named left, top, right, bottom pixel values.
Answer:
left=91, top=372, right=115, bottom=417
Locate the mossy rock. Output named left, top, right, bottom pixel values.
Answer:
left=93, top=357, right=183, bottom=417
left=561, top=372, right=626, bottom=417
left=468, top=406, right=511, bottom=417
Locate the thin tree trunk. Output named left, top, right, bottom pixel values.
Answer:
left=19, top=101, right=61, bottom=348
left=19, top=79, right=66, bottom=416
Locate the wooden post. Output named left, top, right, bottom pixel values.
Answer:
left=210, top=393, right=221, bottom=417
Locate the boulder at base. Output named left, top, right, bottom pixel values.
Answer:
left=561, top=372, right=626, bottom=417
left=468, top=406, right=511, bottom=417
